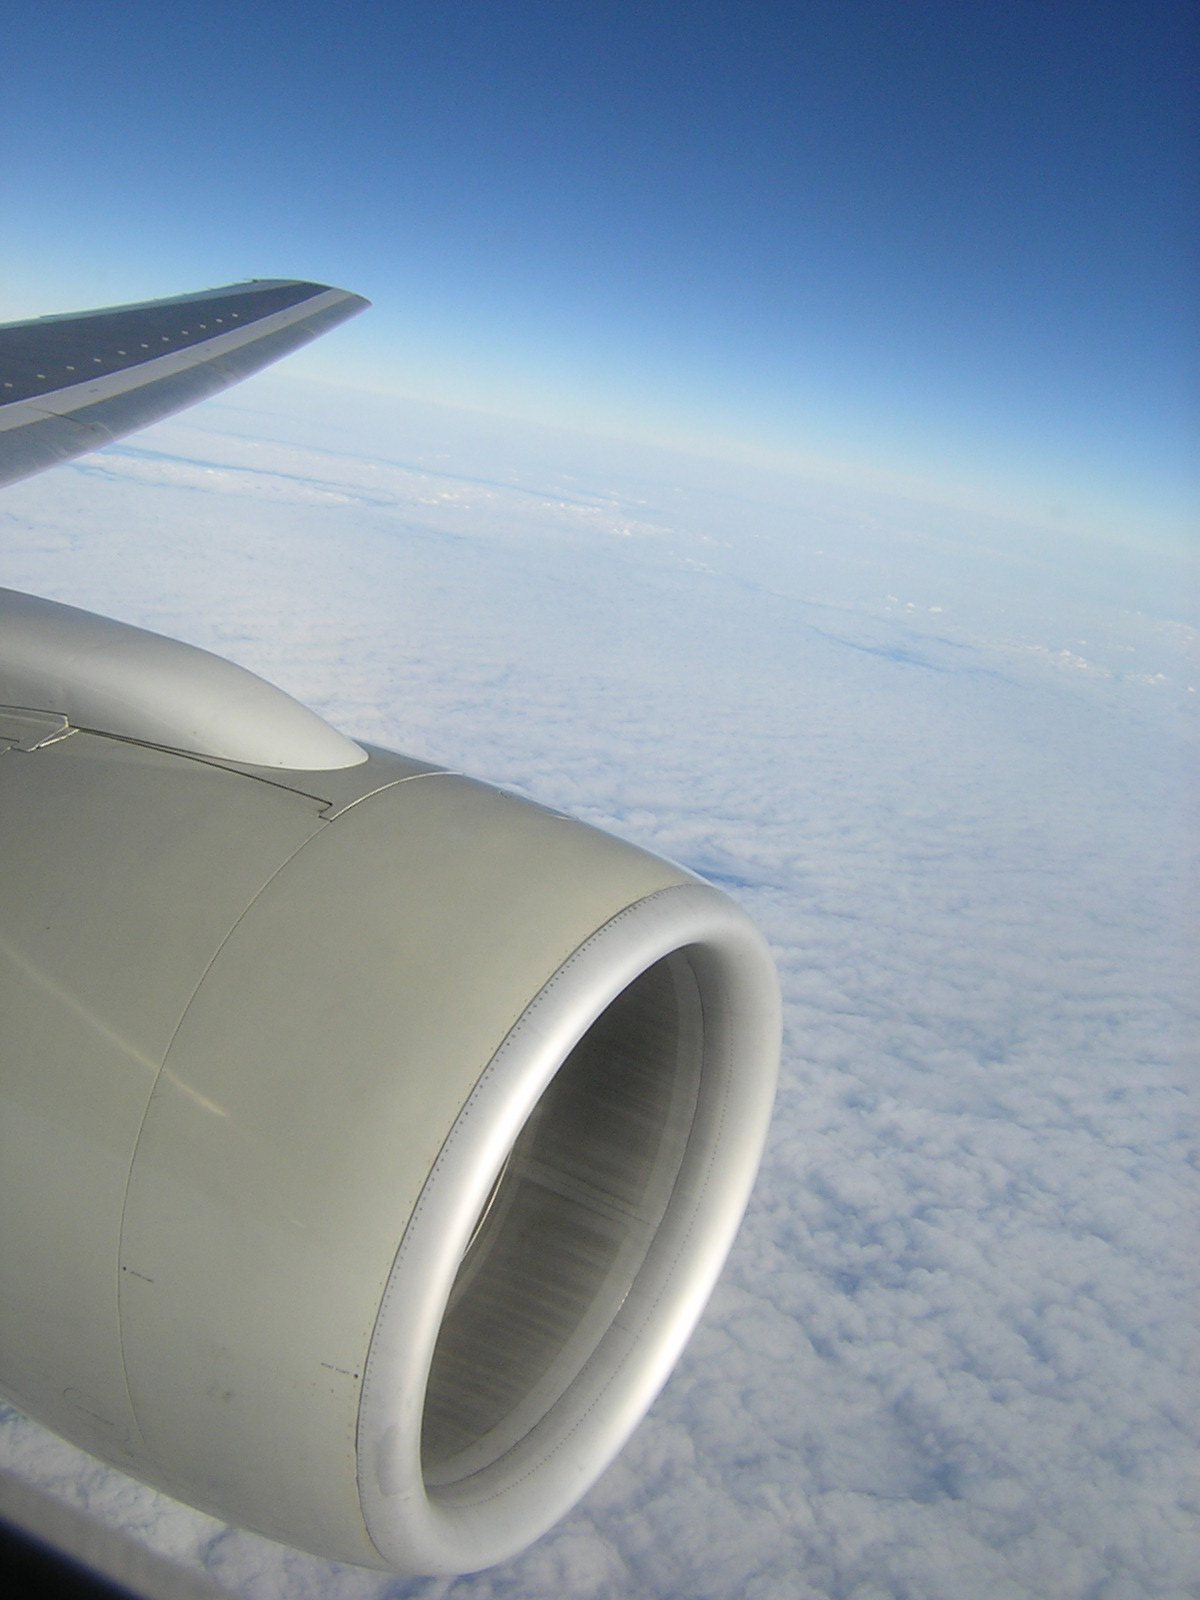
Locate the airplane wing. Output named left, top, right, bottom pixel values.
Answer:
left=0, top=279, right=369, bottom=488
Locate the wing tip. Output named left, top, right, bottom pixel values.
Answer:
left=244, top=279, right=372, bottom=321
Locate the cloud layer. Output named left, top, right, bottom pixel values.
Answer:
left=1, top=381, right=1196, bottom=1599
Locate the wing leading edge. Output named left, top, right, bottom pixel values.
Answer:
left=0, top=279, right=369, bottom=488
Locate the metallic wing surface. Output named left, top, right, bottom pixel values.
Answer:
left=0, top=279, right=369, bottom=488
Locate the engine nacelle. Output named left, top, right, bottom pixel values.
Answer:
left=0, top=590, right=779, bottom=1574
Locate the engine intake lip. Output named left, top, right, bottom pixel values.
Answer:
left=356, top=880, right=780, bottom=1576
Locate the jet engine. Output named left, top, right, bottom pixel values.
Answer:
left=0, top=588, right=780, bottom=1574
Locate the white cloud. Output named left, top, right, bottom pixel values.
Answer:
left=1, top=381, right=1196, bottom=1598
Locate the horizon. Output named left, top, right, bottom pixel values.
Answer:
left=2, top=1, right=1194, bottom=545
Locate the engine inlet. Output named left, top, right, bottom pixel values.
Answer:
left=357, top=882, right=779, bottom=1575
left=422, top=950, right=703, bottom=1483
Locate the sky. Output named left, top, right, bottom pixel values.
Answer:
left=1, top=4, right=1198, bottom=1599
left=0, top=0, right=1195, bottom=540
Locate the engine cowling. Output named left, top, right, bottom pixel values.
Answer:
left=0, top=591, right=779, bottom=1574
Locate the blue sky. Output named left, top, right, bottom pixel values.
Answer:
left=2, top=1, right=1195, bottom=536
